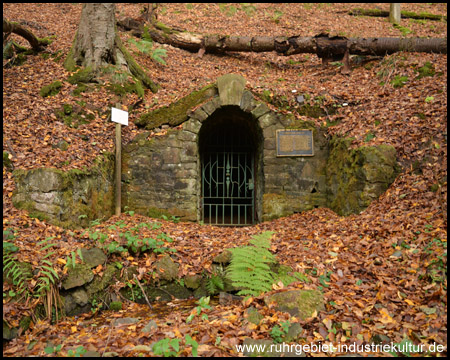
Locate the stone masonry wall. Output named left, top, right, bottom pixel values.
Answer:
left=12, top=74, right=401, bottom=227
left=122, top=74, right=331, bottom=222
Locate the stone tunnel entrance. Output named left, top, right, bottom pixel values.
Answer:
left=198, top=106, right=263, bottom=226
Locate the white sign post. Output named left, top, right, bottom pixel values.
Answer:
left=111, top=105, right=128, bottom=216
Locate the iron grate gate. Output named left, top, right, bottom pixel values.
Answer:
left=202, top=151, right=254, bottom=226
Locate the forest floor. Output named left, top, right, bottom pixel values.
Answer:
left=3, top=3, right=447, bottom=357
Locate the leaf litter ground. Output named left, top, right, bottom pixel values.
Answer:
left=3, top=3, right=447, bottom=357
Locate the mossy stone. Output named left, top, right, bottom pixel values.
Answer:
left=184, top=274, right=202, bottom=289
left=154, top=255, right=179, bottom=282
left=245, top=306, right=263, bottom=325
left=264, top=289, right=324, bottom=320
left=136, top=83, right=217, bottom=130
left=62, top=264, right=94, bottom=290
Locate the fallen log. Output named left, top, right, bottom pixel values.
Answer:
left=118, top=19, right=447, bottom=59
left=348, top=8, right=447, bottom=21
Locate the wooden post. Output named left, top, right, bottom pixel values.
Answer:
left=115, top=104, right=122, bottom=216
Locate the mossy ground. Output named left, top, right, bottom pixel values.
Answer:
left=40, top=81, right=62, bottom=97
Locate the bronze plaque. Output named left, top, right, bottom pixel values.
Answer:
left=276, top=130, right=314, bottom=156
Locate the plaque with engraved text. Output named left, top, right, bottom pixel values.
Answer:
left=276, top=130, right=314, bottom=156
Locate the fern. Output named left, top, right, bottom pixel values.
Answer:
left=3, top=253, right=31, bottom=297
left=226, top=231, right=276, bottom=297
left=151, top=48, right=167, bottom=65
left=128, top=37, right=167, bottom=65
left=34, top=237, right=63, bottom=322
left=206, top=274, right=225, bottom=295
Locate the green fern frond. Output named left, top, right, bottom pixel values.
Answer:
left=226, top=231, right=276, bottom=297
left=151, top=48, right=167, bottom=65
left=206, top=274, right=225, bottom=294
left=3, top=253, right=31, bottom=296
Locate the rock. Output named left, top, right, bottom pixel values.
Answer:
left=219, top=292, right=242, bottom=305
left=184, top=274, right=202, bottom=289
left=3, top=320, right=18, bottom=340
left=154, top=255, right=179, bottom=282
left=296, top=95, right=305, bottom=104
left=264, top=289, right=324, bottom=320
left=80, top=247, right=107, bottom=269
left=160, top=283, right=192, bottom=299
left=285, top=322, right=303, bottom=342
left=82, top=350, right=101, bottom=357
left=103, top=352, right=119, bottom=357
left=62, top=264, right=94, bottom=290
left=86, top=264, right=118, bottom=296
left=145, top=282, right=192, bottom=302
left=217, top=73, right=247, bottom=106
left=71, top=288, right=89, bottom=306
left=141, top=320, right=158, bottom=333
left=54, top=140, right=69, bottom=151
left=212, top=249, right=232, bottom=264
left=245, top=306, right=263, bottom=325
left=113, top=317, right=139, bottom=327
left=242, top=339, right=274, bottom=357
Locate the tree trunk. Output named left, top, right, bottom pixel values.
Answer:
left=3, top=17, right=49, bottom=51
left=389, top=4, right=401, bottom=24
left=118, top=20, right=447, bottom=58
left=64, top=3, right=158, bottom=92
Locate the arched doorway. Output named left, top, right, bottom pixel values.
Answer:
left=198, top=106, right=262, bottom=226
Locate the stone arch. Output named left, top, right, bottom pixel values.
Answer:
left=183, top=73, right=285, bottom=225
left=198, top=105, right=264, bottom=225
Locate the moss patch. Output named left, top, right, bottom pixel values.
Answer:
left=40, top=81, right=62, bottom=97
left=3, top=151, right=13, bottom=170
left=66, top=67, right=95, bottom=85
left=262, top=193, right=294, bottom=221
left=106, top=79, right=145, bottom=98
left=264, top=289, right=324, bottom=320
left=326, top=137, right=401, bottom=216
left=136, top=83, right=218, bottom=130
left=54, top=103, right=95, bottom=129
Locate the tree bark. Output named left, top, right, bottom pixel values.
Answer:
left=3, top=17, right=49, bottom=51
left=64, top=3, right=158, bottom=92
left=389, top=4, right=401, bottom=24
left=118, top=19, right=447, bottom=58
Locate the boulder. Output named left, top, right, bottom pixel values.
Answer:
left=62, top=264, right=94, bottom=290
left=212, top=249, right=232, bottom=265
left=154, top=255, right=179, bottom=282
left=80, top=247, right=107, bottom=269
left=264, top=289, right=324, bottom=320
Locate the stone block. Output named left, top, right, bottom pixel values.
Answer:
left=251, top=102, right=270, bottom=118
left=258, top=112, right=277, bottom=128
left=188, top=108, right=208, bottom=122
left=217, top=73, right=247, bottom=106
left=240, top=90, right=257, bottom=112
left=201, top=97, right=221, bottom=115
left=183, top=119, right=202, bottom=133
left=28, top=169, right=63, bottom=192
